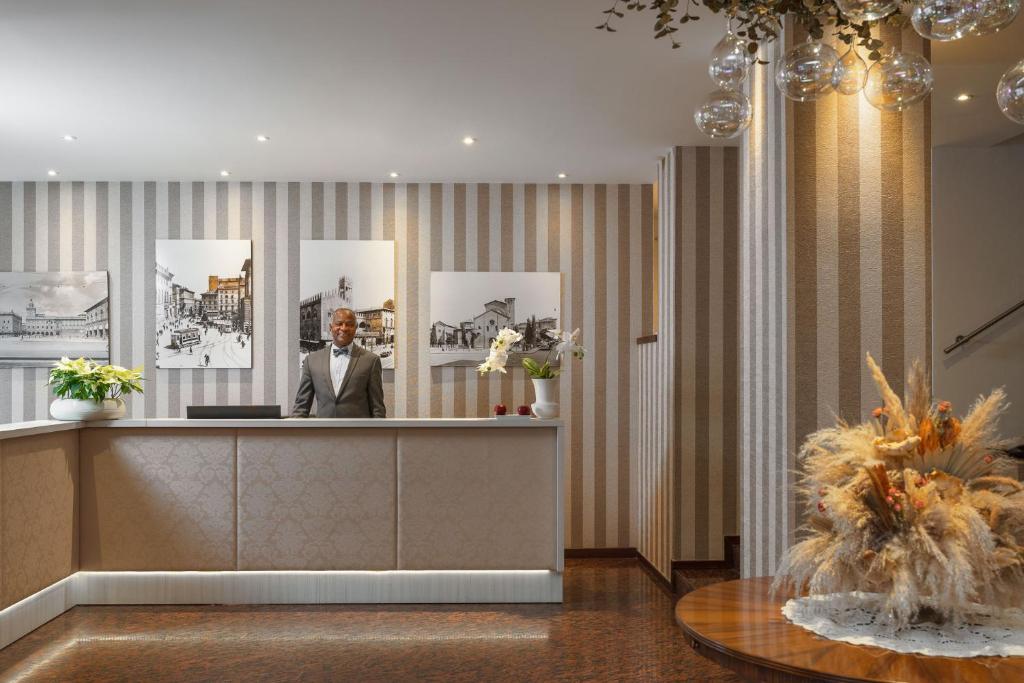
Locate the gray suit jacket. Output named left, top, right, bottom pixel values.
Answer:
left=291, top=345, right=386, bottom=418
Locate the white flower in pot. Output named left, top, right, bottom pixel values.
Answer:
left=47, top=357, right=144, bottom=421
left=477, top=327, right=586, bottom=419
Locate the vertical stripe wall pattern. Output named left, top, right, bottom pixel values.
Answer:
left=0, top=181, right=654, bottom=550
left=739, top=25, right=932, bottom=578
left=638, top=147, right=739, bottom=573
left=788, top=25, right=932, bottom=460
left=636, top=340, right=671, bottom=578
left=739, top=39, right=793, bottom=579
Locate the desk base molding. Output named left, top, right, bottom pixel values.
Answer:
left=0, top=570, right=562, bottom=650
left=74, top=570, right=564, bottom=605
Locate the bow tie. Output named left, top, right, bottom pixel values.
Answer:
left=332, top=347, right=350, bottom=357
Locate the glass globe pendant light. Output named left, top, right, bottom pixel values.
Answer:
left=694, top=89, right=752, bottom=139
left=834, top=0, right=900, bottom=22
left=708, top=19, right=750, bottom=89
left=864, top=50, right=934, bottom=112
left=832, top=46, right=868, bottom=95
left=971, top=0, right=1021, bottom=35
left=996, top=58, right=1024, bottom=124
left=776, top=39, right=840, bottom=102
left=911, top=0, right=981, bottom=41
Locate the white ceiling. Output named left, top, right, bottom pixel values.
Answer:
left=0, top=0, right=727, bottom=183
left=1, top=2, right=1019, bottom=183
left=932, top=17, right=1024, bottom=147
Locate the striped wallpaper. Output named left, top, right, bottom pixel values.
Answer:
left=637, top=146, right=739, bottom=575
left=739, top=39, right=793, bottom=579
left=789, top=25, right=932, bottom=449
left=740, top=25, right=932, bottom=577
left=0, top=180, right=655, bottom=550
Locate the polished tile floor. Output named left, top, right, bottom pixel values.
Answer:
left=0, top=559, right=740, bottom=682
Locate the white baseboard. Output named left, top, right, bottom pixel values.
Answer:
left=74, top=570, right=563, bottom=605
left=0, top=576, right=77, bottom=651
left=1, top=570, right=562, bottom=650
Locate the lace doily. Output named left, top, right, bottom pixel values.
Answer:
left=782, top=592, right=1024, bottom=658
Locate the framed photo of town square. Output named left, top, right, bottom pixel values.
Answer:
left=155, top=240, right=252, bottom=369
left=0, top=271, right=110, bottom=368
left=298, top=240, right=396, bottom=370
left=429, top=271, right=561, bottom=367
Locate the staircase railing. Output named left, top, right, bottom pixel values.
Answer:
left=944, top=297, right=1024, bottom=354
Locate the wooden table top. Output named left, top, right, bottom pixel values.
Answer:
left=675, top=577, right=1024, bottom=683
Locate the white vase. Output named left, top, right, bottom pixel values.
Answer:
left=50, top=398, right=121, bottom=421
left=531, top=378, right=559, bottom=419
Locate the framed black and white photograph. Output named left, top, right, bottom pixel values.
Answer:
left=0, top=271, right=110, bottom=368
left=429, top=271, right=561, bottom=367
left=299, top=240, right=396, bottom=369
left=155, top=240, right=252, bottom=369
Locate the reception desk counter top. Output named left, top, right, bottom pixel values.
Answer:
left=0, top=417, right=561, bottom=440
left=0, top=417, right=564, bottom=649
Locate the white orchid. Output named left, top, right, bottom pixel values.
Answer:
left=547, top=328, right=586, bottom=361
left=477, top=329, right=520, bottom=375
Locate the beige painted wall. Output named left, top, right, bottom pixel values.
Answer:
left=932, top=146, right=1024, bottom=432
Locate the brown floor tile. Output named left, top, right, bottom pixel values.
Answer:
left=0, top=559, right=739, bottom=682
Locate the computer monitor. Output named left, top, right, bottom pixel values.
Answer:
left=186, top=405, right=282, bottom=419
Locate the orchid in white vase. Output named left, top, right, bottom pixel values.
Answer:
left=477, top=326, right=585, bottom=420
left=476, top=327, right=586, bottom=378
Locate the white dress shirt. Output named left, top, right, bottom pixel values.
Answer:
left=329, top=343, right=352, bottom=396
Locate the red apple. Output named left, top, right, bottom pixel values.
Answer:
left=493, top=404, right=507, bottom=415
left=517, top=405, right=531, bottom=416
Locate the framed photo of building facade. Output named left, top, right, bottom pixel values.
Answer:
left=429, top=271, right=561, bottom=367
left=0, top=271, right=110, bottom=368
left=298, top=240, right=396, bottom=369
left=155, top=240, right=252, bottom=369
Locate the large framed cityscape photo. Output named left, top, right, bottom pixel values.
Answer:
left=299, top=240, right=396, bottom=369
left=0, top=271, right=110, bottom=368
left=155, top=240, right=252, bottom=369
left=429, top=271, right=561, bottom=367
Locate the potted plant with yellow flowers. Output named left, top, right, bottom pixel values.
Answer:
left=47, top=357, right=144, bottom=421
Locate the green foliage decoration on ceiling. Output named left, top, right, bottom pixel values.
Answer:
left=596, top=0, right=911, bottom=62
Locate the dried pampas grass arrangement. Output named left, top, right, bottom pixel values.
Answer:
left=773, top=354, right=1023, bottom=630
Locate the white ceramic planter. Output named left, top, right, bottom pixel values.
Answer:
left=530, top=378, right=559, bottom=419
left=50, top=398, right=124, bottom=421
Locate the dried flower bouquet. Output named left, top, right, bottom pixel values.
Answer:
left=773, top=353, right=1023, bottom=629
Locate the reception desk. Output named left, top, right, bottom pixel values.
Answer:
left=0, top=418, right=563, bottom=649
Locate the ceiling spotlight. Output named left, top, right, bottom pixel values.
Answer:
left=557, top=172, right=568, bottom=179
left=955, top=93, right=973, bottom=102
left=62, top=135, right=77, bottom=142
left=462, top=136, right=476, bottom=146
left=389, top=171, right=400, bottom=178
left=220, top=170, right=231, bottom=177
left=256, top=134, right=270, bottom=142
left=47, top=169, right=58, bottom=177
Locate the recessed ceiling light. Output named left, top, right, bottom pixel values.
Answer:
left=557, top=172, right=568, bottom=179
left=62, top=135, right=77, bottom=142
left=955, top=93, right=973, bottom=102
left=462, top=136, right=476, bottom=146
left=256, top=134, right=270, bottom=143
left=220, top=170, right=231, bottom=177
left=389, top=171, right=400, bottom=178
left=47, top=169, right=58, bottom=177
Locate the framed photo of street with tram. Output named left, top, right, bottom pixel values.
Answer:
left=155, top=240, right=252, bottom=369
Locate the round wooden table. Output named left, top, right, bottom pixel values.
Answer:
left=675, top=577, right=1024, bottom=682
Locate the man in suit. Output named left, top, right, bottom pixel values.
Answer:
left=291, top=307, right=386, bottom=418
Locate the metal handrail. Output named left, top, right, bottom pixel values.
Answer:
left=944, top=297, right=1024, bottom=354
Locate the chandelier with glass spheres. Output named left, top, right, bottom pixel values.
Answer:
left=596, top=0, right=1024, bottom=138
